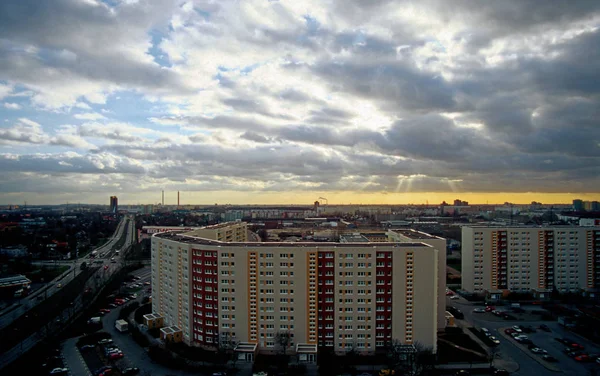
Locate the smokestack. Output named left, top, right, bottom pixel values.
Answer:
left=178, top=191, right=180, bottom=207
left=162, top=190, right=164, bottom=206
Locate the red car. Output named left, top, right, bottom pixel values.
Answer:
left=104, top=265, right=109, bottom=270
left=485, top=306, right=495, bottom=312
left=109, top=352, right=124, bottom=360
left=570, top=343, right=585, bottom=350
left=574, top=354, right=592, bottom=362
left=114, top=300, right=124, bottom=306
left=99, top=309, right=111, bottom=314
left=505, top=328, right=516, bottom=335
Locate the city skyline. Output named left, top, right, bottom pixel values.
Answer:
left=2, top=192, right=600, bottom=207
left=1, top=1, right=600, bottom=205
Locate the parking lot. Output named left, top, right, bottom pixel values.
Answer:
left=60, top=267, right=152, bottom=376
left=449, top=295, right=600, bottom=376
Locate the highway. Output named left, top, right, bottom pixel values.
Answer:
left=0, top=216, right=133, bottom=330
left=0, top=216, right=137, bottom=371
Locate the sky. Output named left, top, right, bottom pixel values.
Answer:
left=1, top=0, right=600, bottom=206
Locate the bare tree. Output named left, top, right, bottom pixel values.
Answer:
left=386, top=339, right=417, bottom=375
left=218, top=332, right=239, bottom=364
left=275, top=331, right=291, bottom=355
left=413, top=341, right=435, bottom=376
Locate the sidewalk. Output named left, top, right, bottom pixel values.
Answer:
left=62, top=337, right=92, bottom=376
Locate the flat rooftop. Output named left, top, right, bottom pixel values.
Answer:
left=154, top=231, right=431, bottom=248
left=202, top=222, right=245, bottom=230
left=0, top=275, right=31, bottom=287
left=160, top=326, right=181, bottom=334
left=339, top=234, right=369, bottom=242
left=391, top=229, right=441, bottom=240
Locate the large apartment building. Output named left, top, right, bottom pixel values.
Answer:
left=386, top=229, right=446, bottom=332
left=462, top=226, right=600, bottom=298
left=151, top=223, right=439, bottom=358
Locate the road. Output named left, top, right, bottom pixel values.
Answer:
left=448, top=295, right=600, bottom=376
left=0, top=217, right=132, bottom=330
left=0, top=217, right=137, bottom=371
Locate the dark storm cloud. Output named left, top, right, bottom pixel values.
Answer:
left=308, top=61, right=457, bottom=112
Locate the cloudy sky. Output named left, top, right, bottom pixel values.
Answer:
left=1, top=0, right=600, bottom=205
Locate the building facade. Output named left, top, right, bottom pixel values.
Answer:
left=462, top=226, right=600, bottom=297
left=386, top=229, right=447, bottom=332
left=110, top=196, right=118, bottom=214
left=151, top=224, right=439, bottom=355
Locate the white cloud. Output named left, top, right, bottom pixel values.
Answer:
left=3, top=102, right=21, bottom=110
left=74, top=112, right=105, bottom=120
left=0, top=84, right=12, bottom=100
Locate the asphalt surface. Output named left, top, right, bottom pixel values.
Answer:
left=448, top=294, right=600, bottom=376
left=0, top=217, right=132, bottom=330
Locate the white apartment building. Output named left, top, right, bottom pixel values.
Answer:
left=386, top=229, right=447, bottom=332
left=462, top=226, right=600, bottom=298
left=151, top=223, right=439, bottom=357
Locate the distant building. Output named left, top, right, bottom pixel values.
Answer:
left=573, top=199, right=583, bottom=211
left=462, top=226, right=600, bottom=299
left=584, top=201, right=600, bottom=212
left=110, top=196, right=118, bottom=214
left=0, top=275, right=31, bottom=298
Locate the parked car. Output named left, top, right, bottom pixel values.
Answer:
left=109, top=352, right=124, bottom=360
left=489, top=336, right=500, bottom=345
left=542, top=355, right=558, bottom=362
left=108, top=303, right=118, bottom=308
left=80, top=344, right=96, bottom=351
left=144, top=281, right=151, bottom=286
left=473, top=308, right=486, bottom=313
left=505, top=328, right=516, bottom=335
left=450, top=295, right=459, bottom=300
left=511, top=326, right=523, bottom=333
left=122, top=368, right=140, bottom=375
left=575, top=354, right=593, bottom=362
left=94, top=366, right=113, bottom=376
left=539, top=324, right=551, bottom=332
left=99, top=308, right=111, bottom=313
left=485, top=306, right=495, bottom=312
left=49, top=368, right=68, bottom=375
left=98, top=339, right=113, bottom=345
left=530, top=348, right=548, bottom=354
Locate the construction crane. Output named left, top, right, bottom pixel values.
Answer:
left=318, top=197, right=328, bottom=205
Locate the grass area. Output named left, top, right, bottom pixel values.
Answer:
left=112, top=223, right=129, bottom=251
left=94, top=238, right=108, bottom=247
left=25, top=265, right=69, bottom=283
